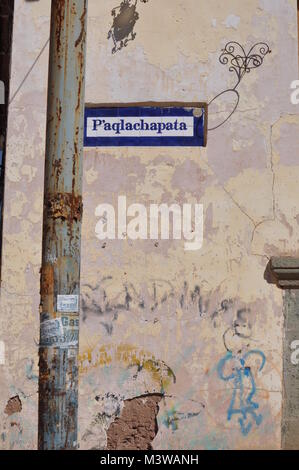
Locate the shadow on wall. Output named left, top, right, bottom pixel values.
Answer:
left=108, top=0, right=150, bottom=54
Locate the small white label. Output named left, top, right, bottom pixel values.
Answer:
left=57, top=295, right=79, bottom=313
left=0, top=341, right=5, bottom=365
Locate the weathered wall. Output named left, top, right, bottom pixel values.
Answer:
left=1, top=0, right=299, bottom=450
left=0, top=0, right=50, bottom=449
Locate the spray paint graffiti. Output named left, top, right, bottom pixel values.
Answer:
left=217, top=350, right=266, bottom=436
left=222, top=308, right=254, bottom=354
left=161, top=406, right=204, bottom=431
left=79, top=343, right=176, bottom=393
left=81, top=279, right=208, bottom=333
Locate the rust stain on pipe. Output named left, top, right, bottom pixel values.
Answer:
left=46, top=193, right=83, bottom=222
left=38, top=0, right=88, bottom=451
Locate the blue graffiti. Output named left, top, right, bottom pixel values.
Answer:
left=217, top=350, right=266, bottom=436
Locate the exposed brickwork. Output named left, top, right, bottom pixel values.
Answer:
left=106, top=394, right=162, bottom=450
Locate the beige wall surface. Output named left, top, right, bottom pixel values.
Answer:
left=1, top=0, right=299, bottom=449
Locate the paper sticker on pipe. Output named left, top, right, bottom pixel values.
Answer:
left=57, top=295, right=79, bottom=313
left=40, top=316, right=79, bottom=348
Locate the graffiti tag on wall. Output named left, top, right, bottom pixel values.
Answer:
left=217, top=350, right=266, bottom=436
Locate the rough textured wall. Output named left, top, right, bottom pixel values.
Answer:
left=0, top=0, right=50, bottom=449
left=1, top=0, right=299, bottom=450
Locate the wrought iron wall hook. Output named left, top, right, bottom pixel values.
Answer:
left=208, top=41, right=271, bottom=131
left=208, top=89, right=240, bottom=132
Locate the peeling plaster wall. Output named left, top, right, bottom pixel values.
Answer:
left=1, top=0, right=299, bottom=450
left=0, top=0, right=50, bottom=449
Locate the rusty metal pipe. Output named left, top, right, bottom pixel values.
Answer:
left=38, top=0, right=88, bottom=450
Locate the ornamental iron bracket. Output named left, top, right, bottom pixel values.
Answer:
left=208, top=41, right=271, bottom=131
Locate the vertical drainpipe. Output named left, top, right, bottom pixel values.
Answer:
left=269, top=258, right=299, bottom=449
left=38, top=0, right=88, bottom=450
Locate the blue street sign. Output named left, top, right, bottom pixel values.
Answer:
left=84, top=103, right=207, bottom=147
